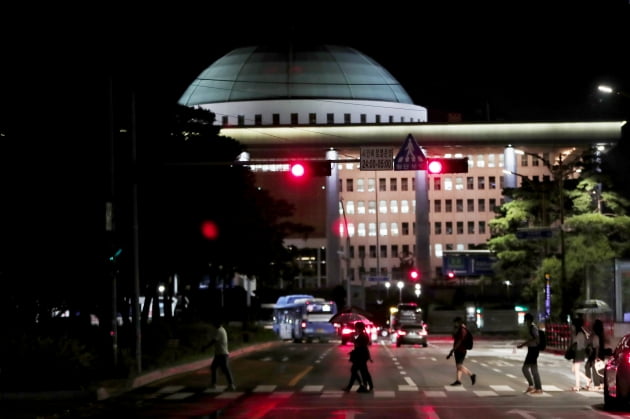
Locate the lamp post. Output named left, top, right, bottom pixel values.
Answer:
left=397, top=281, right=404, bottom=303
left=385, top=281, right=391, bottom=298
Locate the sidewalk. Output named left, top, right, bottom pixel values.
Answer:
left=0, top=341, right=284, bottom=402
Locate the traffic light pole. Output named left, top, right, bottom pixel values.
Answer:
left=415, top=169, right=431, bottom=284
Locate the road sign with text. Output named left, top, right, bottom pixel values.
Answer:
left=360, top=147, right=393, bottom=171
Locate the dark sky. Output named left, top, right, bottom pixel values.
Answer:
left=1, top=3, right=629, bottom=284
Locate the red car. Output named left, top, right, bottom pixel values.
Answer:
left=332, top=314, right=377, bottom=345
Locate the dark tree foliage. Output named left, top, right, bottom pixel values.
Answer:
left=139, top=105, right=300, bottom=296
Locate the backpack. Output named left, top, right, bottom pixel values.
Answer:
left=531, top=324, right=546, bottom=350
left=538, top=329, right=547, bottom=350
left=463, top=328, right=473, bottom=350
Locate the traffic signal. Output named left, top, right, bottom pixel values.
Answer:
left=289, top=160, right=331, bottom=178
left=408, top=268, right=420, bottom=281
left=424, top=157, right=469, bottom=174
left=446, top=271, right=456, bottom=280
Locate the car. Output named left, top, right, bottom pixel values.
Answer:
left=603, top=334, right=628, bottom=410
left=334, top=317, right=378, bottom=345
left=393, top=323, right=428, bottom=347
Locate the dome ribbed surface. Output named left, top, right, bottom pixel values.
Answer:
left=179, top=45, right=414, bottom=105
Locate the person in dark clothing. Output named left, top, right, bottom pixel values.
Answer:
left=447, top=317, right=476, bottom=386
left=585, top=319, right=605, bottom=391
left=344, top=321, right=373, bottom=392
left=517, top=313, right=543, bottom=394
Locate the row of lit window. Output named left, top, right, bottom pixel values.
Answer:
left=223, top=113, right=422, bottom=126
left=340, top=220, right=487, bottom=237
left=341, top=175, right=502, bottom=192
left=340, top=198, right=501, bottom=215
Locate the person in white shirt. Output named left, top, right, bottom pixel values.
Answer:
left=207, top=318, right=236, bottom=391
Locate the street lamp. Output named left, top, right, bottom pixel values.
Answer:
left=598, top=84, right=630, bottom=99
left=414, top=283, right=421, bottom=299
left=384, top=281, right=391, bottom=298
left=397, top=281, right=404, bottom=303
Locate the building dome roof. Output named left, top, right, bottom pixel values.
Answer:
left=178, top=45, right=414, bottom=106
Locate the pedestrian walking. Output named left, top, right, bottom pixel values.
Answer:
left=585, top=319, right=605, bottom=391
left=206, top=317, right=236, bottom=391
left=570, top=317, right=590, bottom=391
left=446, top=316, right=476, bottom=386
left=343, top=321, right=373, bottom=393
left=517, top=313, right=543, bottom=394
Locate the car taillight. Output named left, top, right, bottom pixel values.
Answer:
left=342, top=327, right=354, bottom=335
left=624, top=351, right=630, bottom=365
left=397, top=330, right=407, bottom=336
left=301, top=321, right=307, bottom=329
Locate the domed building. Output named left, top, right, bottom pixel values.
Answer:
left=178, top=43, right=625, bottom=307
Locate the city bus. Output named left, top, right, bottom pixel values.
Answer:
left=272, top=295, right=338, bottom=343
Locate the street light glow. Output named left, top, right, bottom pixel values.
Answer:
left=598, top=85, right=614, bottom=94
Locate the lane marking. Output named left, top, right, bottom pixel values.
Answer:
left=289, top=365, right=313, bottom=386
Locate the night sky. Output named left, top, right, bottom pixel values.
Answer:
left=1, top=3, right=629, bottom=285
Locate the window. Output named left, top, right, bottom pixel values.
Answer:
left=390, top=200, right=399, bottom=213
left=222, top=115, right=229, bottom=126
left=446, top=222, right=453, bottom=235
left=389, top=115, right=394, bottom=123
left=412, top=178, right=415, bottom=191
left=346, top=179, right=353, bottom=192
left=445, top=199, right=452, bottom=212
left=467, top=199, right=474, bottom=212
left=402, top=245, right=410, bottom=255
left=367, top=178, right=375, bottom=192
left=478, top=199, right=485, bottom=212
left=349, top=246, right=355, bottom=258
left=379, top=200, right=387, bottom=214
left=479, top=221, right=486, bottom=234
left=476, top=154, right=485, bottom=168
left=390, top=178, right=397, bottom=191
left=380, top=222, right=388, bottom=236
left=358, top=245, right=366, bottom=258
left=358, top=223, right=366, bottom=237
left=435, top=243, right=443, bottom=258
left=327, top=113, right=334, bottom=124
left=344, top=113, right=351, bottom=124
left=255, top=114, right=262, bottom=125
left=489, top=176, right=496, bottom=189
left=489, top=198, right=497, bottom=211
left=291, top=113, right=298, bottom=124
left=457, top=222, right=464, bottom=234
left=467, top=176, right=474, bottom=190
left=391, top=245, right=399, bottom=258
left=272, top=113, right=280, bottom=125
left=360, top=114, right=367, bottom=123
left=357, top=201, right=366, bottom=214
left=433, top=177, right=441, bottom=190
left=379, top=178, right=386, bottom=191
left=368, top=223, right=376, bottom=237
left=434, top=222, right=442, bottom=235
left=390, top=223, right=399, bottom=236
left=455, top=177, right=464, bottom=190
left=380, top=245, right=387, bottom=258
left=401, top=178, right=408, bottom=191
left=238, top=115, right=245, bottom=126
left=402, top=222, right=409, bottom=235
left=309, top=113, right=317, bottom=124
left=369, top=245, right=377, bottom=258
left=400, top=200, right=409, bottom=213
left=467, top=221, right=475, bottom=234
left=346, top=201, right=355, bottom=214
left=434, top=200, right=441, bottom=213
left=478, top=176, right=485, bottom=189
left=488, top=154, right=496, bottom=168
left=456, top=199, right=463, bottom=212
left=375, top=115, right=381, bottom=124
left=357, top=179, right=365, bottom=192
left=368, top=200, right=376, bottom=214
left=444, top=177, right=453, bottom=191
left=521, top=154, right=528, bottom=167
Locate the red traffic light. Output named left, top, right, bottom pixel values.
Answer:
left=447, top=271, right=455, bottom=280
left=288, top=161, right=331, bottom=177
left=408, top=268, right=420, bottom=281
left=425, top=157, right=469, bottom=174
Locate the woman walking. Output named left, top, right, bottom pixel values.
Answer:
left=585, top=319, right=605, bottom=391
left=570, top=317, right=590, bottom=391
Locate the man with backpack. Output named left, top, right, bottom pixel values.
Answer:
left=517, top=313, right=543, bottom=394
left=446, top=317, right=476, bottom=386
